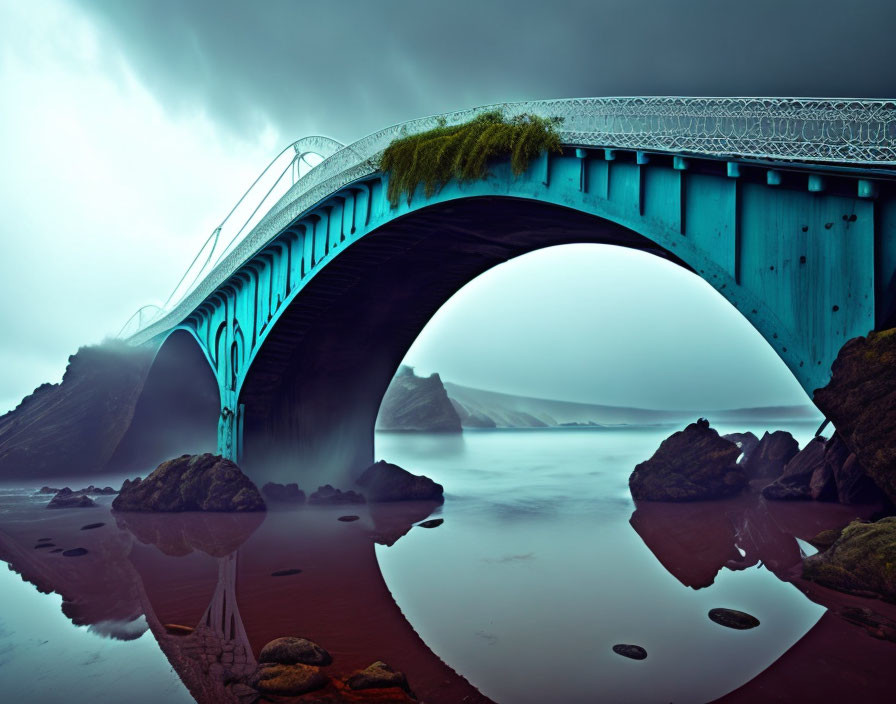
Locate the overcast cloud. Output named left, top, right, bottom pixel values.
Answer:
left=1, top=0, right=893, bottom=413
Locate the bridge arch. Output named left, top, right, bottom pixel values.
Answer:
left=235, top=187, right=752, bottom=485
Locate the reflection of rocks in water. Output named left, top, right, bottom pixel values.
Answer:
left=629, top=492, right=880, bottom=590
left=368, top=500, right=443, bottom=546
left=114, top=511, right=264, bottom=557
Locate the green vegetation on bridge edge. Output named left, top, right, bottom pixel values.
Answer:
left=379, top=110, right=563, bottom=207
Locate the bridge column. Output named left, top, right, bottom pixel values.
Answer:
left=217, top=390, right=244, bottom=462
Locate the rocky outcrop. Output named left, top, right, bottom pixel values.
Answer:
left=0, top=342, right=154, bottom=480
left=377, top=366, right=462, bottom=432
left=112, top=454, right=265, bottom=512
left=262, top=482, right=306, bottom=503
left=356, top=461, right=444, bottom=502
left=47, top=489, right=97, bottom=509
left=762, top=436, right=828, bottom=500
left=813, top=328, right=896, bottom=505
left=741, top=430, right=799, bottom=480
left=628, top=419, right=745, bottom=501
left=803, top=517, right=896, bottom=601
left=450, top=399, right=497, bottom=428
left=824, top=434, right=886, bottom=504
left=309, top=484, right=366, bottom=505
left=723, top=432, right=759, bottom=464
left=250, top=663, right=327, bottom=696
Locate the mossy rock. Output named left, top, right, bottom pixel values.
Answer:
left=802, top=517, right=896, bottom=601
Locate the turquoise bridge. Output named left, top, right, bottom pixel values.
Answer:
left=116, top=97, right=896, bottom=482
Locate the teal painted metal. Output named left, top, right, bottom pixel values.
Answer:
left=136, top=146, right=890, bottom=463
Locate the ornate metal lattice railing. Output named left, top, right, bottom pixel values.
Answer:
left=124, top=97, right=896, bottom=343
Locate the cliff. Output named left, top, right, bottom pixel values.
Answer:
left=0, top=341, right=154, bottom=480
left=376, top=366, right=462, bottom=432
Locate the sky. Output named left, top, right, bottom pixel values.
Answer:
left=0, top=0, right=893, bottom=414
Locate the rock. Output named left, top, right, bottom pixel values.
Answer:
left=723, top=432, right=760, bottom=464
left=262, top=482, right=306, bottom=503
left=338, top=515, right=360, bottom=522
left=761, top=437, right=826, bottom=501
left=628, top=419, right=745, bottom=501
left=309, top=484, right=366, bottom=505
left=346, top=661, right=412, bottom=694
left=612, top=644, right=647, bottom=660
left=80, top=522, right=105, bottom=530
left=808, top=528, right=844, bottom=552
left=802, top=517, right=896, bottom=601
left=47, top=489, right=97, bottom=509
left=377, top=365, right=462, bottom=432
left=450, top=399, right=498, bottom=428
left=417, top=519, right=443, bottom=528
left=34, top=543, right=56, bottom=549
left=250, top=662, right=327, bottom=696
left=742, top=431, right=799, bottom=480
left=813, top=328, right=896, bottom=505
left=73, top=485, right=118, bottom=495
left=62, top=548, right=88, bottom=557
left=258, top=637, right=332, bottom=666
left=355, top=461, right=444, bottom=502
left=823, top=433, right=887, bottom=504
left=708, top=608, right=760, bottom=629
left=271, top=568, right=302, bottom=577
left=111, top=454, right=265, bottom=512
left=37, top=486, right=61, bottom=494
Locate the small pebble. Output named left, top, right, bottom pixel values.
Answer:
left=80, top=523, right=105, bottom=530
left=338, top=515, right=360, bottom=522
left=271, top=569, right=303, bottom=577
left=612, top=644, right=647, bottom=660
left=417, top=519, right=444, bottom=529
left=34, top=543, right=56, bottom=549
left=62, top=548, right=88, bottom=557
left=708, top=608, right=760, bottom=630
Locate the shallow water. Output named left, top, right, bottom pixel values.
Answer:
left=0, top=422, right=892, bottom=703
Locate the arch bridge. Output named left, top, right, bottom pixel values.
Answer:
left=120, top=97, right=896, bottom=484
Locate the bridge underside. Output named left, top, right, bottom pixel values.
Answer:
left=239, top=197, right=687, bottom=485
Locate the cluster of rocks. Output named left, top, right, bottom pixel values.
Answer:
left=629, top=418, right=886, bottom=506
left=42, top=483, right=119, bottom=509
left=242, top=636, right=416, bottom=701
left=259, top=461, right=444, bottom=508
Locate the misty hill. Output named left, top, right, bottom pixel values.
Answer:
left=444, top=382, right=822, bottom=429
left=376, top=366, right=462, bottom=432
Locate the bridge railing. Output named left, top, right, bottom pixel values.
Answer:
left=123, top=97, right=896, bottom=343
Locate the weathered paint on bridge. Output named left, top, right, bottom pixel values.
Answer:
left=133, top=145, right=896, bottom=483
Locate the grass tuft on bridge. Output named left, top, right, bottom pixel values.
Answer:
left=379, top=110, right=562, bottom=207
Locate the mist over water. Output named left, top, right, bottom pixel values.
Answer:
left=374, top=423, right=830, bottom=704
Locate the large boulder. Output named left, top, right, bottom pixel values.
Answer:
left=802, top=517, right=896, bottom=601
left=250, top=663, right=327, bottom=696
left=813, top=328, right=896, bottom=505
left=628, top=419, right=745, bottom=501
left=356, top=461, right=444, bottom=502
left=47, top=488, right=97, bottom=509
left=723, top=432, right=760, bottom=465
left=741, top=431, right=799, bottom=480
left=112, top=454, right=265, bottom=512
left=762, top=437, right=826, bottom=501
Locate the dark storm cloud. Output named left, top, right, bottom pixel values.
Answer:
left=76, top=0, right=896, bottom=142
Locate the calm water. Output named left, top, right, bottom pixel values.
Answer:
left=0, top=421, right=886, bottom=703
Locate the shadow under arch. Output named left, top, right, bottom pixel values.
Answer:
left=108, top=328, right=220, bottom=475
left=237, top=196, right=700, bottom=485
